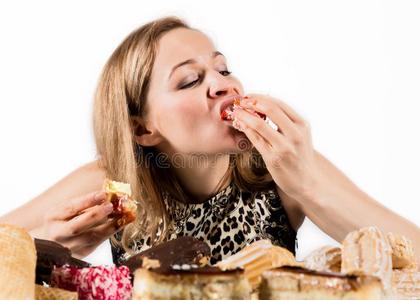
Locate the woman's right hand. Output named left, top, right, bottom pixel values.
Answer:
left=29, top=190, right=120, bottom=258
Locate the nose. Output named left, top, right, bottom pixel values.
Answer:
left=207, top=71, right=239, bottom=99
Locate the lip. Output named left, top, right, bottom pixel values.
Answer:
left=218, top=94, right=242, bottom=118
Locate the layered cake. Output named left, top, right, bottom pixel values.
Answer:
left=133, top=264, right=252, bottom=300
left=259, top=266, right=384, bottom=300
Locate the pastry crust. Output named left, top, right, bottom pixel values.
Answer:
left=0, top=223, right=37, bottom=299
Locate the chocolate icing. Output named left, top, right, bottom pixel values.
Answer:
left=124, top=236, right=211, bottom=273
left=148, top=265, right=244, bottom=276
left=35, top=238, right=90, bottom=284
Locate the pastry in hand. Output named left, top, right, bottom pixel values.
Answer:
left=220, top=95, right=267, bottom=122
left=103, top=179, right=137, bottom=227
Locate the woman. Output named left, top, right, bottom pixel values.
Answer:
left=1, top=16, right=418, bottom=265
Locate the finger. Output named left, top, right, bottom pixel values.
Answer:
left=233, top=114, right=272, bottom=157
left=234, top=108, right=289, bottom=153
left=244, top=93, right=306, bottom=127
left=69, top=219, right=120, bottom=252
left=66, top=202, right=114, bottom=236
left=51, top=190, right=106, bottom=220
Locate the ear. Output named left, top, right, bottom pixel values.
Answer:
left=130, top=116, right=164, bottom=147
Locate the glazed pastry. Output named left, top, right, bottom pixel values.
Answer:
left=259, top=266, right=384, bottom=300
left=386, top=232, right=417, bottom=270
left=0, top=223, right=37, bottom=299
left=304, top=245, right=342, bottom=273
left=104, top=179, right=138, bottom=227
left=124, top=236, right=211, bottom=273
left=217, top=239, right=297, bottom=289
left=341, top=226, right=393, bottom=291
left=133, top=265, right=252, bottom=300
left=35, top=284, right=77, bottom=300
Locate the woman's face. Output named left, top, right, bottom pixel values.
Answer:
left=143, top=28, right=248, bottom=157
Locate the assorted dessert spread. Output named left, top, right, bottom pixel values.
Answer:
left=0, top=179, right=418, bottom=300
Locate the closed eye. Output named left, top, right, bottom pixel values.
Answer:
left=179, top=70, right=232, bottom=90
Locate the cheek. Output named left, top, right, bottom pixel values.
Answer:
left=158, top=101, right=205, bottom=133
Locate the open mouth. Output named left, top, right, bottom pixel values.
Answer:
left=220, top=96, right=241, bottom=121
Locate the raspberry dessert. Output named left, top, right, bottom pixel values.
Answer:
left=51, top=265, right=132, bottom=300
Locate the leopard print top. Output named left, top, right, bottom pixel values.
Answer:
left=111, top=180, right=297, bottom=265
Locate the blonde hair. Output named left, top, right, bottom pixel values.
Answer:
left=93, top=16, right=274, bottom=254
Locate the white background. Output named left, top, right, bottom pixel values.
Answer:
left=0, top=0, right=419, bottom=265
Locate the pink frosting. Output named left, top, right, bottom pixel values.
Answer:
left=51, top=265, right=132, bottom=300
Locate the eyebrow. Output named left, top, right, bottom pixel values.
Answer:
left=168, top=51, right=224, bottom=80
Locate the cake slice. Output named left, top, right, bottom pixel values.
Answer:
left=259, top=266, right=385, bottom=300
left=133, top=265, right=252, bottom=300
left=103, top=179, right=137, bottom=227
left=217, top=239, right=298, bottom=289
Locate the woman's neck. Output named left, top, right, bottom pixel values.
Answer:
left=168, top=153, right=231, bottom=203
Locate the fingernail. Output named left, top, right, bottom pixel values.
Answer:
left=94, top=191, right=105, bottom=201
left=104, top=203, right=114, bottom=214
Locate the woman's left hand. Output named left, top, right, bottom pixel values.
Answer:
left=233, top=93, right=321, bottom=200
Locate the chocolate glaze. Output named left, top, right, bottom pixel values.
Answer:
left=35, top=238, right=90, bottom=284
left=123, top=236, right=211, bottom=273
left=148, top=265, right=244, bottom=276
